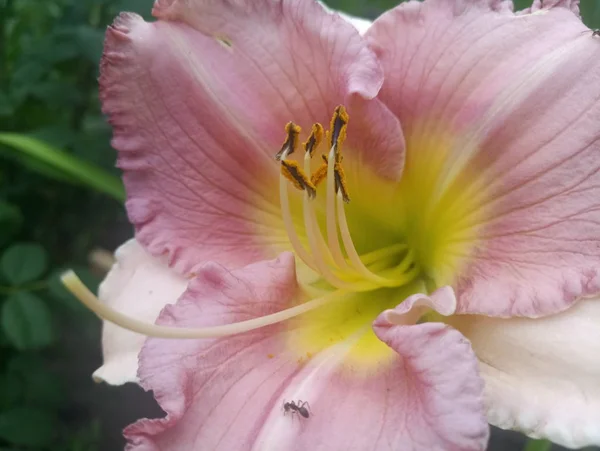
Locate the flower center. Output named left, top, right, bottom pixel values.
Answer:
left=60, top=107, right=481, bottom=357
left=275, top=106, right=420, bottom=294
left=273, top=106, right=429, bottom=368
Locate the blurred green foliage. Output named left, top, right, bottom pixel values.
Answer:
left=0, top=0, right=150, bottom=448
left=0, top=0, right=598, bottom=450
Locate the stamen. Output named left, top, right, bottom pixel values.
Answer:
left=325, top=147, right=352, bottom=271
left=279, top=157, right=318, bottom=271
left=310, top=156, right=328, bottom=187
left=378, top=248, right=420, bottom=284
left=335, top=192, right=412, bottom=287
left=275, top=122, right=301, bottom=161
left=300, top=141, right=373, bottom=290
left=334, top=159, right=350, bottom=203
left=301, top=121, right=353, bottom=275
left=281, top=160, right=316, bottom=199
left=303, top=123, right=324, bottom=157
left=275, top=106, right=417, bottom=293
left=61, top=271, right=346, bottom=339
left=359, top=244, right=407, bottom=266
left=302, top=149, right=359, bottom=285
left=302, top=193, right=374, bottom=291
left=305, top=124, right=328, bottom=188
left=329, top=105, right=349, bottom=154
left=323, top=106, right=352, bottom=271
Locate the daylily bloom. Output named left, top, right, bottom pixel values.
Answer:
left=63, top=0, right=600, bottom=449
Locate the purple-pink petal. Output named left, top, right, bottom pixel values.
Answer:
left=368, top=0, right=600, bottom=317
left=100, top=0, right=404, bottom=277
left=125, top=253, right=488, bottom=450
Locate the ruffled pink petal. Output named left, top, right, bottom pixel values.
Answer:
left=450, top=297, right=600, bottom=448
left=124, top=253, right=300, bottom=449
left=379, top=285, right=457, bottom=325
left=92, top=239, right=188, bottom=385
left=370, top=308, right=489, bottom=451
left=368, top=0, right=600, bottom=317
left=101, top=0, right=404, bottom=276
left=125, top=255, right=487, bottom=450
left=253, top=306, right=489, bottom=450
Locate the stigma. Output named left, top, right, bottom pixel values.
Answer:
left=276, top=106, right=418, bottom=292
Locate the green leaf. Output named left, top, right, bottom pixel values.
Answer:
left=512, top=0, right=532, bottom=12
left=1, top=292, right=54, bottom=350
left=0, top=133, right=125, bottom=201
left=112, top=0, right=154, bottom=19
left=59, top=419, right=101, bottom=451
left=1, top=243, right=48, bottom=285
left=0, top=373, right=23, bottom=410
left=0, top=202, right=23, bottom=247
left=11, top=61, right=47, bottom=91
left=0, top=141, right=79, bottom=184
left=29, top=81, right=82, bottom=107
left=12, top=127, right=80, bottom=184
left=581, top=0, right=600, bottom=29
left=75, top=26, right=105, bottom=64
left=523, top=439, right=552, bottom=451
left=72, top=127, right=116, bottom=170
left=33, top=29, right=82, bottom=64
left=0, top=407, right=58, bottom=446
left=0, top=91, right=13, bottom=116
left=30, top=125, right=77, bottom=150
left=7, top=355, right=63, bottom=408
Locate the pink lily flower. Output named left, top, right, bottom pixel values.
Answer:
left=62, top=0, right=600, bottom=449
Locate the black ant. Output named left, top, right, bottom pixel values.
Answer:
left=283, top=399, right=312, bottom=419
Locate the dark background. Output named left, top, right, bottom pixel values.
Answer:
left=0, top=0, right=599, bottom=450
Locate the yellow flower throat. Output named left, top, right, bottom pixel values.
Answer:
left=274, top=106, right=420, bottom=367
left=275, top=106, right=485, bottom=368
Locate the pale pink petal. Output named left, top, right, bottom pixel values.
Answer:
left=125, top=254, right=487, bottom=450
left=101, top=1, right=404, bottom=276
left=450, top=298, right=600, bottom=448
left=92, top=239, right=188, bottom=385
left=124, top=253, right=300, bottom=449
left=368, top=0, right=600, bottom=317
left=254, top=299, right=488, bottom=451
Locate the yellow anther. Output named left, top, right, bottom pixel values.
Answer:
left=277, top=107, right=350, bottom=200
left=311, top=157, right=328, bottom=187
left=275, top=122, right=301, bottom=161
left=329, top=105, right=349, bottom=155
left=334, top=161, right=350, bottom=203
left=281, top=159, right=317, bottom=199
left=303, top=123, right=324, bottom=157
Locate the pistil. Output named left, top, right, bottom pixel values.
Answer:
left=61, top=270, right=347, bottom=338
